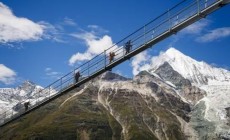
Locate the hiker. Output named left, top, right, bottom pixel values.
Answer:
left=109, top=52, right=115, bottom=63
left=75, top=71, right=80, bottom=83
left=125, top=40, right=132, bottom=54
left=24, top=101, right=30, bottom=111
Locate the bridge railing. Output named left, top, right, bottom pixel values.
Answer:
left=0, top=0, right=221, bottom=126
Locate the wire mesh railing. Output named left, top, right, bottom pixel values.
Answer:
left=0, top=0, right=224, bottom=126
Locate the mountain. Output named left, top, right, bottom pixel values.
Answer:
left=0, top=48, right=230, bottom=140
left=150, top=48, right=230, bottom=139
left=153, top=62, right=206, bottom=105
left=149, top=48, right=230, bottom=85
left=0, top=71, right=195, bottom=140
left=0, top=81, right=44, bottom=114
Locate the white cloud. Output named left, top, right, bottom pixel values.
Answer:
left=0, top=64, right=16, bottom=85
left=181, top=20, right=209, bottom=34
left=196, top=27, right=230, bottom=42
left=63, top=17, right=77, bottom=26
left=87, top=25, right=108, bottom=33
left=72, top=32, right=97, bottom=43
left=45, top=68, right=52, bottom=72
left=131, top=51, right=151, bottom=75
left=174, top=19, right=230, bottom=44
left=0, top=2, right=46, bottom=43
left=69, top=31, right=115, bottom=65
left=87, top=35, right=114, bottom=54
left=167, top=20, right=209, bottom=47
left=69, top=52, right=93, bottom=65
left=38, top=21, right=67, bottom=43
left=88, top=25, right=100, bottom=29
left=45, top=68, right=62, bottom=79
left=131, top=50, right=169, bottom=76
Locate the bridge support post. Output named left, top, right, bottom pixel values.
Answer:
left=167, top=9, right=172, bottom=31
left=144, top=25, right=146, bottom=44
left=49, top=86, right=51, bottom=99
left=3, top=112, right=6, bottom=123
left=88, top=61, right=90, bottom=77
left=205, top=0, right=208, bottom=8
left=197, top=0, right=200, bottom=14
left=104, top=50, right=106, bottom=69
left=60, top=78, right=62, bottom=92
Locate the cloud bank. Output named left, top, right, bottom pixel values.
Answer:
left=196, top=27, right=230, bottom=42
left=69, top=31, right=114, bottom=65
left=181, top=20, right=209, bottom=35
left=45, top=68, right=62, bottom=79
left=0, top=2, right=46, bottom=43
left=0, top=64, right=16, bottom=85
left=181, top=20, right=230, bottom=42
left=131, top=51, right=151, bottom=75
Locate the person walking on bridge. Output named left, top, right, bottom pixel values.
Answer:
left=125, top=40, right=132, bottom=54
left=109, top=52, right=115, bottom=63
left=75, top=71, right=80, bottom=83
left=108, top=52, right=115, bottom=71
left=24, top=101, right=30, bottom=111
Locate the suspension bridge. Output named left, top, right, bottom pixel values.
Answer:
left=0, top=0, right=229, bottom=127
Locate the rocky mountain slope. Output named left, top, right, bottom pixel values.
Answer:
left=0, top=71, right=195, bottom=140
left=149, top=48, right=230, bottom=139
left=0, top=48, right=229, bottom=140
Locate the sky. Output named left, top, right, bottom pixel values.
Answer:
left=0, top=0, right=230, bottom=88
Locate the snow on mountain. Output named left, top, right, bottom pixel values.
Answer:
left=149, top=47, right=230, bottom=139
left=0, top=80, right=44, bottom=114
left=17, top=80, right=43, bottom=97
left=199, top=85, right=230, bottom=136
left=149, top=48, right=230, bottom=85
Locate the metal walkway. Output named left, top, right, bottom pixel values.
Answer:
left=0, top=0, right=229, bottom=127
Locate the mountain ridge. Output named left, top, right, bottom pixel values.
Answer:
left=0, top=80, right=43, bottom=114
left=149, top=47, right=230, bottom=85
left=0, top=48, right=230, bottom=139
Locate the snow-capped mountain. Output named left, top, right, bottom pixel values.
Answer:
left=17, top=80, right=43, bottom=97
left=1, top=48, right=230, bottom=139
left=149, top=48, right=230, bottom=85
left=0, top=81, right=44, bottom=114
left=149, top=47, right=230, bottom=139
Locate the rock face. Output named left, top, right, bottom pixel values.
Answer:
left=0, top=48, right=230, bottom=140
left=154, top=62, right=191, bottom=88
left=226, top=107, right=230, bottom=118
left=154, top=62, right=206, bottom=105
left=226, top=107, right=230, bottom=128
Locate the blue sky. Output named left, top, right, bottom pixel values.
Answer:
left=0, top=0, right=230, bottom=88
